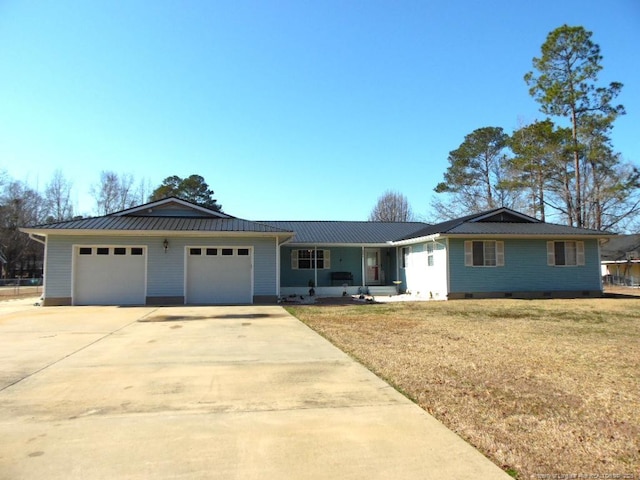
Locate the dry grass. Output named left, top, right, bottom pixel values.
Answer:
left=287, top=298, right=640, bottom=479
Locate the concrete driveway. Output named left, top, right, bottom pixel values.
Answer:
left=0, top=300, right=509, bottom=479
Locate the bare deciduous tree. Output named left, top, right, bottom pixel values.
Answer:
left=44, top=169, right=74, bottom=222
left=90, top=171, right=138, bottom=215
left=0, top=180, right=44, bottom=278
left=368, top=190, right=415, bottom=222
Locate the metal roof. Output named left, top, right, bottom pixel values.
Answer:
left=260, top=221, right=429, bottom=244
left=21, top=203, right=612, bottom=243
left=600, top=234, right=640, bottom=261
left=24, top=216, right=292, bottom=234
left=397, top=208, right=611, bottom=240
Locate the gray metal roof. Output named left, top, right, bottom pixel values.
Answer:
left=399, top=208, right=610, bottom=240
left=600, top=234, right=640, bottom=261
left=25, top=216, right=292, bottom=234
left=260, top=221, right=429, bottom=244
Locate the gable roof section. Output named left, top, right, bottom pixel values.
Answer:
left=396, top=207, right=611, bottom=242
left=261, top=221, right=429, bottom=245
left=112, top=197, right=232, bottom=218
left=21, top=197, right=292, bottom=237
left=23, top=216, right=292, bottom=235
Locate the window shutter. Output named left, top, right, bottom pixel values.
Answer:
left=291, top=250, right=298, bottom=270
left=324, top=250, right=331, bottom=269
left=496, top=241, right=504, bottom=266
left=547, top=241, right=555, bottom=266
left=464, top=241, right=473, bottom=266
left=576, top=241, right=585, bottom=266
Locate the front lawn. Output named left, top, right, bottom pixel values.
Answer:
left=286, top=298, right=640, bottom=479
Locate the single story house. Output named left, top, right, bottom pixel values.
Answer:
left=20, top=197, right=611, bottom=306
left=600, top=234, right=640, bottom=286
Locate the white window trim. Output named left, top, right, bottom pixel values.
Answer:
left=291, top=249, right=331, bottom=270
left=547, top=241, right=585, bottom=266
left=401, top=246, right=411, bottom=269
left=464, top=240, right=504, bottom=267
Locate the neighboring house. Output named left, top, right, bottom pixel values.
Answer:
left=600, top=234, right=640, bottom=286
left=20, top=197, right=612, bottom=306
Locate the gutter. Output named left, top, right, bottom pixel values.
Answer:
left=28, top=233, right=47, bottom=245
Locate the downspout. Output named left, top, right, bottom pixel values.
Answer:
left=445, top=237, right=451, bottom=298
left=29, top=233, right=46, bottom=245
left=29, top=233, right=47, bottom=302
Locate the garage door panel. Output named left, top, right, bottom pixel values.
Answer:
left=186, top=247, right=252, bottom=304
left=74, top=247, right=146, bottom=305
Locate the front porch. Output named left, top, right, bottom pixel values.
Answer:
left=279, top=245, right=404, bottom=298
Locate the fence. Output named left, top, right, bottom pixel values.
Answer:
left=602, top=275, right=640, bottom=287
left=0, top=278, right=43, bottom=297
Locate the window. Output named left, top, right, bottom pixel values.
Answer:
left=190, top=248, right=202, bottom=256
left=221, top=248, right=233, bottom=256
left=238, top=248, right=250, bottom=256
left=464, top=240, right=504, bottom=267
left=131, top=248, right=144, bottom=256
left=206, top=248, right=218, bottom=256
left=547, top=241, right=584, bottom=266
left=114, top=248, right=126, bottom=255
left=427, top=243, right=434, bottom=267
left=79, top=247, right=92, bottom=255
left=291, top=249, right=331, bottom=269
left=401, top=247, right=411, bottom=269
left=97, top=247, right=109, bottom=255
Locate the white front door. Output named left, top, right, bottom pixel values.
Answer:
left=365, top=248, right=381, bottom=285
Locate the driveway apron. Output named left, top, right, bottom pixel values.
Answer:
left=0, top=303, right=510, bottom=479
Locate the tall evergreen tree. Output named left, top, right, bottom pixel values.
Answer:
left=149, top=175, right=222, bottom=211
left=507, top=120, right=573, bottom=222
left=434, top=127, right=516, bottom=214
left=524, top=25, right=625, bottom=227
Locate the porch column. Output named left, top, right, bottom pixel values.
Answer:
left=314, top=245, right=318, bottom=288
left=361, top=246, right=365, bottom=287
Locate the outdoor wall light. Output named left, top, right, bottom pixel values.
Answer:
left=163, top=239, right=169, bottom=253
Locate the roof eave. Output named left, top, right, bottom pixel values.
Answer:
left=441, top=232, right=616, bottom=239
left=390, top=234, right=442, bottom=246
left=20, top=228, right=294, bottom=238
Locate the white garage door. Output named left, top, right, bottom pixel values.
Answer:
left=74, top=246, right=146, bottom=305
left=186, top=247, right=253, bottom=304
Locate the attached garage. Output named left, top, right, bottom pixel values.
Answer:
left=20, top=197, right=291, bottom=306
left=73, top=246, right=146, bottom=305
left=185, top=246, right=253, bottom=304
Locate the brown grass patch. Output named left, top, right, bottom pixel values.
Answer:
left=287, top=299, right=640, bottom=479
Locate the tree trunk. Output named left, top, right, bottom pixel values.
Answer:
left=571, top=108, right=582, bottom=227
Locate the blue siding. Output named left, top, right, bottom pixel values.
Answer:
left=279, top=246, right=398, bottom=287
left=44, top=235, right=278, bottom=300
left=448, top=238, right=602, bottom=293
left=280, top=246, right=362, bottom=287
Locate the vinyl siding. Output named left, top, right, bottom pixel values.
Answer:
left=280, top=246, right=363, bottom=287
left=404, top=241, right=447, bottom=298
left=448, top=238, right=602, bottom=293
left=44, top=235, right=278, bottom=301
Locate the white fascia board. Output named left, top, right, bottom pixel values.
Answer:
left=114, top=197, right=231, bottom=218
left=444, top=233, right=615, bottom=240
left=20, top=228, right=293, bottom=238
left=390, top=234, right=441, bottom=246
left=285, top=242, right=395, bottom=248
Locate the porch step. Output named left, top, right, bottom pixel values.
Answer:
left=367, top=286, right=398, bottom=296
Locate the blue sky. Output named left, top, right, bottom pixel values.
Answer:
left=0, top=0, right=638, bottom=221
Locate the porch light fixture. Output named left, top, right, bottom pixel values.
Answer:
left=163, top=239, right=169, bottom=253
